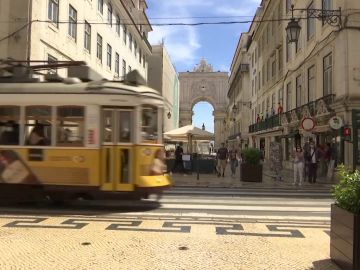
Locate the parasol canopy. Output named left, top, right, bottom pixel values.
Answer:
left=164, top=125, right=214, bottom=141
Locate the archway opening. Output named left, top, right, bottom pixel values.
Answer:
left=192, top=101, right=215, bottom=155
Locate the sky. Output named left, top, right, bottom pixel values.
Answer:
left=147, top=0, right=262, bottom=132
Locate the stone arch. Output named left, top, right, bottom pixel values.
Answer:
left=178, top=59, right=228, bottom=149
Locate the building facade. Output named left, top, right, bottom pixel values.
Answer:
left=148, top=44, right=179, bottom=132
left=0, top=0, right=152, bottom=80
left=230, top=0, right=360, bottom=170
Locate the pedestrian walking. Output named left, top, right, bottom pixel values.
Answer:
left=171, top=144, right=184, bottom=174
left=292, top=145, right=305, bottom=186
left=305, top=140, right=320, bottom=183
left=216, top=143, right=228, bottom=177
left=229, top=147, right=238, bottom=178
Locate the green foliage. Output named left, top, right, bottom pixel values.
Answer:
left=242, top=148, right=262, bottom=165
left=333, top=165, right=360, bottom=214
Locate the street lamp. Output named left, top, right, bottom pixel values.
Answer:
left=286, top=4, right=342, bottom=44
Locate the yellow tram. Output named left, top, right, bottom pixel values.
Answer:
left=0, top=64, right=172, bottom=201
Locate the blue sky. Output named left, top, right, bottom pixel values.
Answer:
left=147, top=0, right=261, bottom=132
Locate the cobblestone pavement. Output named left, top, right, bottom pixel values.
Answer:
left=0, top=194, right=341, bottom=270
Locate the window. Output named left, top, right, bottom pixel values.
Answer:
left=286, top=82, right=292, bottom=111
left=143, top=55, right=146, bottom=68
left=97, top=34, right=103, bottom=62
left=123, top=25, right=127, bottom=44
left=278, top=88, right=283, bottom=105
left=142, top=106, right=158, bottom=142
left=122, top=59, right=126, bottom=77
left=262, top=65, right=265, bottom=86
left=139, top=49, right=142, bottom=64
left=272, top=93, right=276, bottom=112
left=56, top=106, right=84, bottom=146
left=278, top=46, right=283, bottom=70
left=98, top=0, right=103, bottom=14
left=107, top=2, right=112, bottom=26
left=322, top=0, right=332, bottom=25
left=267, top=59, right=270, bottom=82
left=0, top=106, right=20, bottom=145
left=296, top=75, right=304, bottom=107
left=254, top=76, right=258, bottom=93
left=48, top=0, right=59, bottom=26
left=296, top=22, right=302, bottom=52
left=25, top=106, right=52, bottom=146
left=118, top=111, right=132, bottom=142
left=129, top=33, right=132, bottom=51
left=307, top=2, right=316, bottom=40
left=68, top=5, right=77, bottom=41
left=271, top=59, right=276, bottom=78
left=115, top=53, right=119, bottom=75
left=308, top=65, right=315, bottom=102
left=134, top=41, right=137, bottom=58
left=286, top=0, right=292, bottom=13
left=252, top=79, right=254, bottom=96
left=84, top=21, right=91, bottom=52
left=47, top=54, right=58, bottom=74
left=286, top=36, right=292, bottom=62
left=116, top=15, right=120, bottom=36
left=107, top=44, right=112, bottom=69
left=323, top=53, right=333, bottom=95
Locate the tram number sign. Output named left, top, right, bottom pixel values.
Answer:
left=301, top=118, right=316, bottom=131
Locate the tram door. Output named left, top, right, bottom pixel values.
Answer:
left=101, top=108, right=134, bottom=191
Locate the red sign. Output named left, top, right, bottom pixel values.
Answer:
left=301, top=118, right=316, bottom=131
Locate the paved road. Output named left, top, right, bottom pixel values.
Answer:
left=0, top=189, right=340, bottom=270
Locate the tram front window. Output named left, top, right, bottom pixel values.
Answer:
left=0, top=106, right=20, bottom=145
left=141, top=106, right=158, bottom=143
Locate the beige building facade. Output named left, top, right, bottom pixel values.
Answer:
left=230, top=0, right=360, bottom=170
left=0, top=0, right=152, bottom=80
left=148, top=44, right=179, bottom=132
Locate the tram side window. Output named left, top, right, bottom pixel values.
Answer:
left=57, top=106, right=84, bottom=146
left=25, top=106, right=52, bottom=146
left=0, top=106, right=20, bottom=145
left=141, top=106, right=158, bottom=143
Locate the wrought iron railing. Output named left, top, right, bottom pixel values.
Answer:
left=248, top=94, right=335, bottom=133
left=249, top=114, right=281, bottom=133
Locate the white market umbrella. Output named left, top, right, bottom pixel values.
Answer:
left=164, top=125, right=214, bottom=153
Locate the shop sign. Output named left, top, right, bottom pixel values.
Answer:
left=329, top=116, right=344, bottom=130
left=301, top=117, right=316, bottom=131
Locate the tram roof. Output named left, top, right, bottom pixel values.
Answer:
left=0, top=80, right=163, bottom=100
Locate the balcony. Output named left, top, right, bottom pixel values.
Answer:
left=248, top=94, right=335, bottom=134
left=284, top=94, right=335, bottom=123
left=249, top=114, right=281, bottom=133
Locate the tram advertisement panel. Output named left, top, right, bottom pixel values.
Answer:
left=0, top=150, right=40, bottom=184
